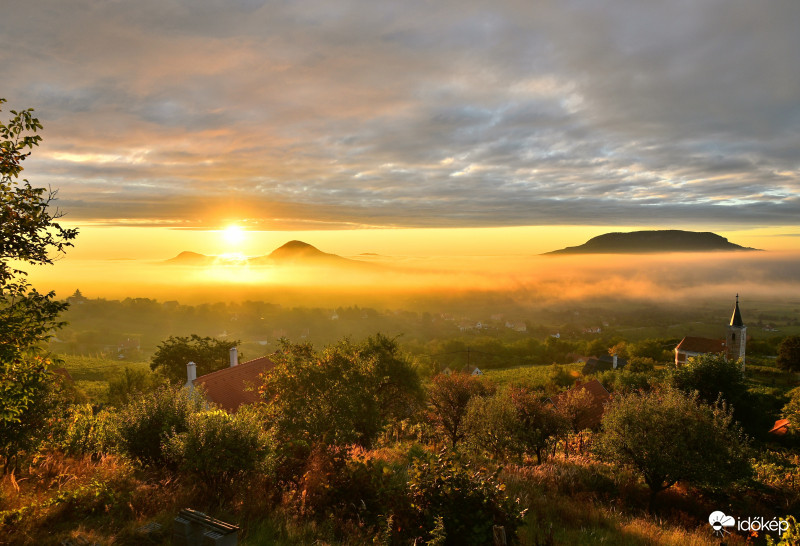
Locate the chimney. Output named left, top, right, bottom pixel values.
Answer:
left=186, top=361, right=197, bottom=388
left=612, top=354, right=618, bottom=369
left=229, top=347, right=238, bottom=367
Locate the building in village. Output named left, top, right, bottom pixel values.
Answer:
left=674, top=295, right=747, bottom=370
left=185, top=347, right=275, bottom=412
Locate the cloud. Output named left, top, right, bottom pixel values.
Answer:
left=2, top=0, right=799, bottom=229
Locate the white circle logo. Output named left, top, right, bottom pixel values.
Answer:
left=709, top=511, right=736, bottom=537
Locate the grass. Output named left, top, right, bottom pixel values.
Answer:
left=483, top=363, right=583, bottom=389
left=55, top=354, right=150, bottom=402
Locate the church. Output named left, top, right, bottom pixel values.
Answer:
left=674, top=296, right=747, bottom=371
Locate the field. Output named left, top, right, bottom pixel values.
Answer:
left=56, top=354, right=150, bottom=402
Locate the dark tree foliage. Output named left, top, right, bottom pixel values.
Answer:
left=150, top=334, right=241, bottom=382
left=260, top=334, right=423, bottom=451
left=596, top=386, right=751, bottom=513
left=671, top=353, right=747, bottom=405
left=427, top=373, right=492, bottom=448
left=0, top=100, right=77, bottom=471
left=777, top=336, right=800, bottom=373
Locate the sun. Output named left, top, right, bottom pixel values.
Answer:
left=222, top=225, right=246, bottom=246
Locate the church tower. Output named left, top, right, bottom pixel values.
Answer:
left=726, top=294, right=746, bottom=371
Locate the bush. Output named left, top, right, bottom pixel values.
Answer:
left=116, top=385, right=204, bottom=466
left=106, top=367, right=163, bottom=407
left=405, top=450, right=525, bottom=545
left=164, top=406, right=272, bottom=489
left=54, top=404, right=117, bottom=458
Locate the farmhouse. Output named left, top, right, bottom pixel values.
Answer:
left=674, top=295, right=747, bottom=370
left=185, top=348, right=275, bottom=412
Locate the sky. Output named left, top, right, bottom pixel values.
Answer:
left=2, top=0, right=800, bottom=260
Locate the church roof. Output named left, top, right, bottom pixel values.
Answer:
left=730, top=296, right=744, bottom=328
left=675, top=336, right=725, bottom=354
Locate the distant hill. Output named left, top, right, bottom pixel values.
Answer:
left=165, top=241, right=366, bottom=267
left=250, top=240, right=353, bottom=265
left=543, top=230, right=760, bottom=255
left=164, top=251, right=216, bottom=265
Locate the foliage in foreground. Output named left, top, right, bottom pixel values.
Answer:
left=596, top=386, right=752, bottom=512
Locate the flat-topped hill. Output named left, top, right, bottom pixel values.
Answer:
left=544, top=230, right=760, bottom=255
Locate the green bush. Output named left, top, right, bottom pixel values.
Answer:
left=55, top=404, right=118, bottom=458
left=115, top=385, right=204, bottom=466
left=405, top=450, right=525, bottom=545
left=164, top=406, right=272, bottom=488
left=106, top=367, right=163, bottom=407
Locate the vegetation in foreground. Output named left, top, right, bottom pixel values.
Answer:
left=2, top=100, right=800, bottom=545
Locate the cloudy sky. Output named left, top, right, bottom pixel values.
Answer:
left=2, top=0, right=800, bottom=233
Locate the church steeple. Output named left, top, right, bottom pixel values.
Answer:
left=730, top=293, right=744, bottom=328
left=726, top=294, right=746, bottom=371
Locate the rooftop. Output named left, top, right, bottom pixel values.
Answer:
left=193, top=356, right=276, bottom=412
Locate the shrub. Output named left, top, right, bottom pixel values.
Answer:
left=106, top=367, right=163, bottom=407
left=115, top=385, right=204, bottom=466
left=405, top=450, right=525, bottom=545
left=164, top=406, right=272, bottom=489
left=55, top=404, right=118, bottom=458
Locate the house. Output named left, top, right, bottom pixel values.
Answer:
left=548, top=379, right=611, bottom=430
left=185, top=347, right=276, bottom=412
left=768, top=419, right=790, bottom=436
left=581, top=354, right=627, bottom=375
left=674, top=295, right=747, bottom=370
left=461, top=364, right=483, bottom=376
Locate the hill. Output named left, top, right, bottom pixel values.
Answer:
left=163, top=251, right=215, bottom=265
left=544, top=230, right=760, bottom=255
left=164, top=241, right=366, bottom=267
left=249, top=240, right=355, bottom=265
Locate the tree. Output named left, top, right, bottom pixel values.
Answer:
left=427, top=373, right=492, bottom=448
left=670, top=352, right=749, bottom=427
left=0, top=100, right=78, bottom=471
left=596, top=386, right=751, bottom=512
left=777, top=336, right=800, bottom=373
left=260, top=335, right=422, bottom=450
left=508, top=386, right=568, bottom=464
left=150, top=334, right=241, bottom=382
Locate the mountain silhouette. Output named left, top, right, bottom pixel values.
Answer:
left=543, top=230, right=760, bottom=255
left=164, top=251, right=216, bottom=265
left=164, top=241, right=366, bottom=267
left=250, top=240, right=355, bottom=265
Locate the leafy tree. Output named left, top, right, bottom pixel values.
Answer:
left=106, top=367, right=165, bottom=407
left=427, top=373, right=492, bottom=448
left=508, top=386, right=568, bottom=464
left=150, top=334, right=241, bottom=382
left=596, top=386, right=751, bottom=512
left=464, top=392, right=519, bottom=460
left=466, top=387, right=566, bottom=464
left=782, top=387, right=800, bottom=431
left=261, top=335, right=422, bottom=450
left=671, top=352, right=748, bottom=413
left=777, top=336, right=800, bottom=373
left=0, top=99, right=77, bottom=471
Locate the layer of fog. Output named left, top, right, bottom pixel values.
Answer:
left=24, top=251, right=800, bottom=310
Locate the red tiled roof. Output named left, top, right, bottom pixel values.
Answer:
left=769, top=419, right=790, bottom=435
left=549, top=379, right=611, bottom=430
left=193, top=356, right=275, bottom=412
left=53, top=367, right=74, bottom=384
left=675, top=336, right=725, bottom=354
